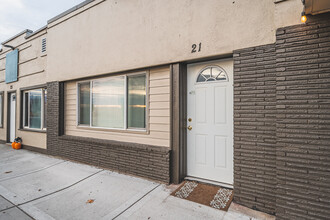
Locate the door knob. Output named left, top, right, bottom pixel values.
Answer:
left=187, top=125, right=192, bottom=131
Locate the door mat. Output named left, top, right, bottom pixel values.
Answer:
left=171, top=181, right=233, bottom=211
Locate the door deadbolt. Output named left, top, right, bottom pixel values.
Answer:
left=188, top=118, right=192, bottom=122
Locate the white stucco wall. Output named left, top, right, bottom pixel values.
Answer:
left=46, top=0, right=303, bottom=82
left=0, top=30, right=47, bottom=149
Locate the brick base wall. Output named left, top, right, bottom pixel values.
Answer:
left=275, top=14, right=330, bottom=220
left=234, top=13, right=330, bottom=219
left=233, top=44, right=277, bottom=215
left=46, top=82, right=171, bottom=183
left=21, top=144, right=47, bottom=154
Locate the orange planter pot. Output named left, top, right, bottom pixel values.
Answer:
left=14, top=142, right=21, bottom=150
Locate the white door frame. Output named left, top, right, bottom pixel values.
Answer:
left=186, top=58, right=234, bottom=187
left=7, top=92, right=16, bottom=143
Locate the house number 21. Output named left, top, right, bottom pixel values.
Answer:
left=191, top=43, right=202, bottom=53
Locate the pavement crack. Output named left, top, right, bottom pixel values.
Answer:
left=0, top=195, right=15, bottom=212
left=0, top=203, right=36, bottom=220
left=16, top=206, right=36, bottom=220
left=17, top=169, right=104, bottom=207
left=112, top=184, right=160, bottom=220
left=0, top=169, right=104, bottom=215
left=0, top=161, right=66, bottom=182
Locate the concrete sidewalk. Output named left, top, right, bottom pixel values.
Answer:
left=0, top=144, right=274, bottom=220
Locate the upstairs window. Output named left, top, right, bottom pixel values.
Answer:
left=23, top=88, right=47, bottom=130
left=5, top=49, right=18, bottom=83
left=77, top=73, right=147, bottom=130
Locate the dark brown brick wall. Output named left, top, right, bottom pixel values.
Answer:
left=233, top=44, right=277, bottom=215
left=234, top=13, right=330, bottom=219
left=275, top=15, right=330, bottom=220
left=46, top=82, right=171, bottom=183
left=22, top=144, right=48, bottom=154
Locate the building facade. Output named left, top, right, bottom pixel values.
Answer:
left=1, top=0, right=330, bottom=219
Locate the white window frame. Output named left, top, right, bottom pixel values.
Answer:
left=76, top=71, right=148, bottom=132
left=77, top=81, right=92, bottom=127
left=195, top=65, right=229, bottom=84
left=23, top=88, right=47, bottom=131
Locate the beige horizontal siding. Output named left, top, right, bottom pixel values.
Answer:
left=64, top=66, right=171, bottom=147
left=149, top=78, right=170, bottom=88
left=150, top=101, right=170, bottom=109
left=149, top=94, right=170, bottom=102
left=150, top=86, right=170, bottom=95
left=150, top=109, right=170, bottom=117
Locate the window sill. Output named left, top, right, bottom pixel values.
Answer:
left=76, top=125, right=149, bottom=135
left=18, top=128, right=46, bottom=133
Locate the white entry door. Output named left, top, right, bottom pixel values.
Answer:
left=9, top=93, right=16, bottom=142
left=187, top=59, right=233, bottom=185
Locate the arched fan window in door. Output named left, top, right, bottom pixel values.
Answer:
left=196, top=66, right=228, bottom=83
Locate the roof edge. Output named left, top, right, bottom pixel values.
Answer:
left=47, top=0, right=95, bottom=24
left=1, top=29, right=33, bottom=45
left=2, top=0, right=96, bottom=45
left=25, top=25, right=47, bottom=39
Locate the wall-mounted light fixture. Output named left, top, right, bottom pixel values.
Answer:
left=301, top=12, right=307, bottom=23
left=301, top=0, right=307, bottom=23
